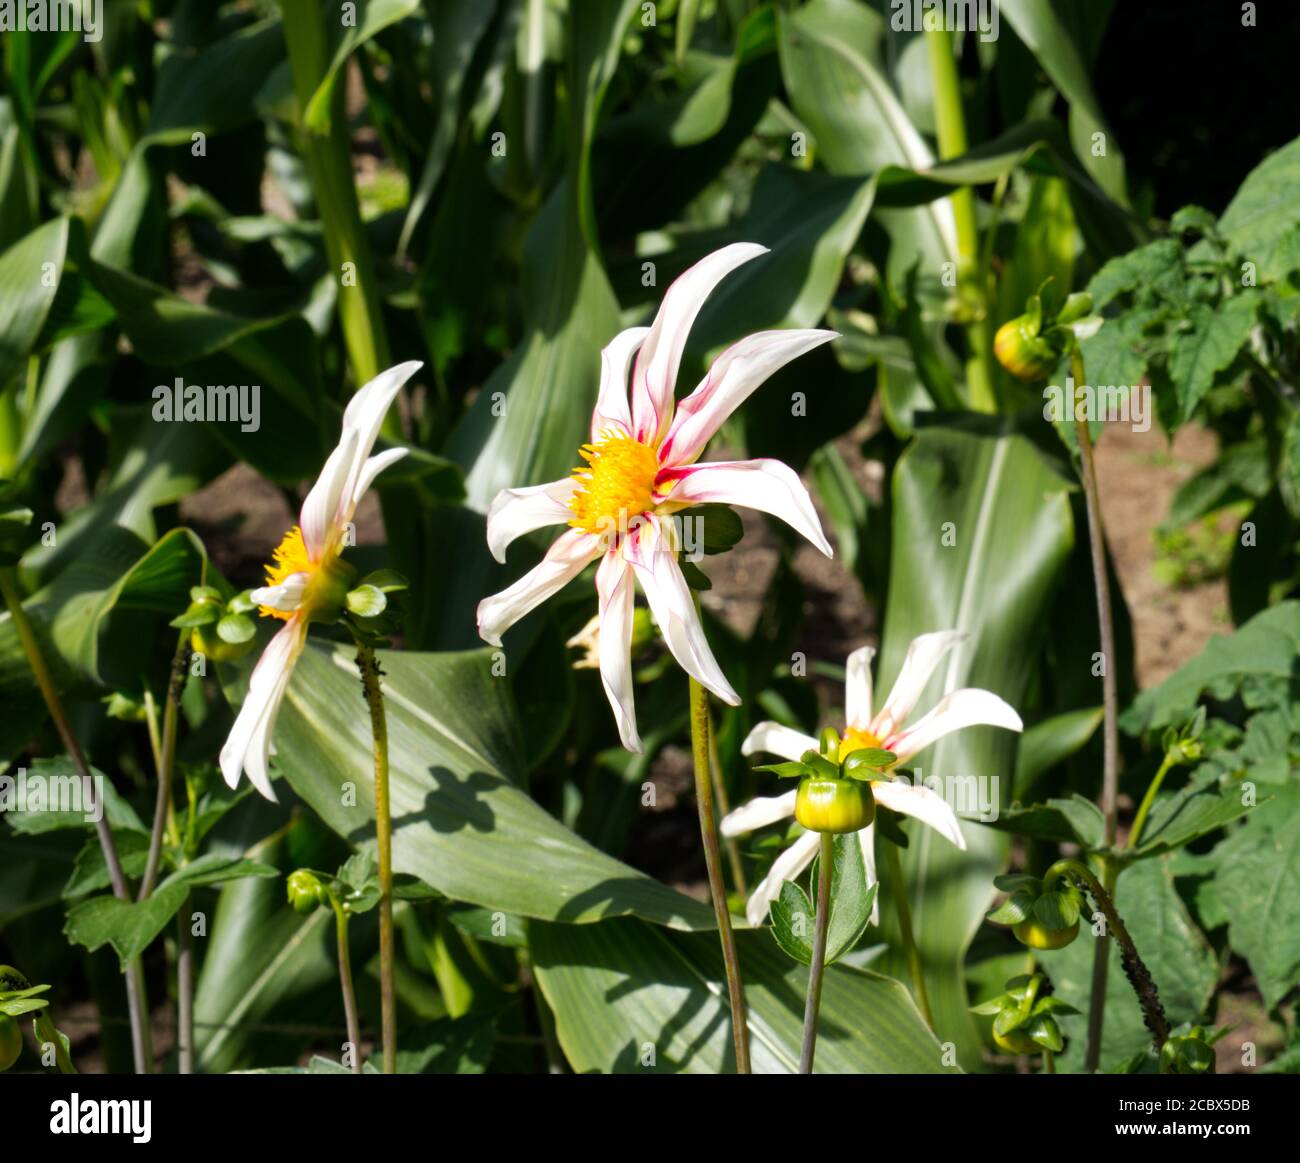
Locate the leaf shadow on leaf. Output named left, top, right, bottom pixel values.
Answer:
left=372, top=767, right=499, bottom=840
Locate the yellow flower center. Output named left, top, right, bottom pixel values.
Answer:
left=840, top=726, right=887, bottom=760
left=259, top=526, right=317, bottom=621
left=567, top=431, right=660, bottom=536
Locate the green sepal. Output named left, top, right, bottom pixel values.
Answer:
left=987, top=891, right=1036, bottom=924
left=345, top=584, right=389, bottom=618
left=216, top=613, right=256, bottom=645
left=753, top=761, right=810, bottom=779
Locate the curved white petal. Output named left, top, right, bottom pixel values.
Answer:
left=625, top=521, right=738, bottom=705
left=485, top=477, right=580, bottom=564
left=844, top=644, right=876, bottom=730
left=719, top=789, right=798, bottom=837
left=887, top=688, right=1024, bottom=767
left=299, top=427, right=359, bottom=560
left=218, top=615, right=309, bottom=801
left=857, top=823, right=880, bottom=925
left=740, top=721, right=818, bottom=762
left=250, top=573, right=310, bottom=614
left=658, top=329, right=838, bottom=468
left=870, top=779, right=967, bottom=850
left=350, top=447, right=409, bottom=513
left=630, top=242, right=768, bottom=445
left=595, top=551, right=641, bottom=753
left=592, top=326, right=649, bottom=439
left=745, top=830, right=819, bottom=927
left=660, top=458, right=833, bottom=558
left=871, top=630, right=968, bottom=738
left=476, top=529, right=602, bottom=647
left=342, top=361, right=422, bottom=462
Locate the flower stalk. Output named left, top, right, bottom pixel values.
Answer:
left=354, top=641, right=397, bottom=1073
left=1045, top=859, right=1169, bottom=1051
left=689, top=672, right=751, bottom=1073
left=139, top=633, right=190, bottom=899
left=176, top=894, right=195, bottom=1074
left=0, top=567, right=153, bottom=1074
left=798, top=832, right=835, bottom=1074
left=331, top=897, right=364, bottom=1075
left=1069, top=346, right=1122, bottom=1071
left=884, top=837, right=935, bottom=1031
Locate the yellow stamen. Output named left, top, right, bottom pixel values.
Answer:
left=840, top=726, right=887, bottom=760
left=258, top=526, right=317, bottom=621
left=567, top=431, right=659, bottom=536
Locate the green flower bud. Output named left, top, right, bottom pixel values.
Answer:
left=794, top=776, right=875, bottom=834
left=991, top=1023, right=1039, bottom=1055
left=190, top=620, right=255, bottom=664
left=287, top=870, right=326, bottom=915
left=994, top=314, right=1063, bottom=382
left=1013, top=917, right=1080, bottom=950
left=1160, top=1030, right=1216, bottom=1074
left=0, top=1014, right=21, bottom=1071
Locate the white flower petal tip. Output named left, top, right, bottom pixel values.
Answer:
left=871, top=781, right=966, bottom=850
left=719, top=789, right=798, bottom=837
left=740, top=721, right=819, bottom=761
left=484, top=478, right=579, bottom=564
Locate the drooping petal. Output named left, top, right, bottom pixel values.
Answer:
left=476, top=528, right=602, bottom=647
left=219, top=615, right=309, bottom=801
left=745, top=830, right=819, bottom=927
left=484, top=477, right=580, bottom=564
left=856, top=823, right=880, bottom=925
left=739, top=721, right=818, bottom=763
left=870, top=779, right=967, bottom=850
left=591, top=326, right=649, bottom=439
left=887, top=688, right=1024, bottom=767
left=299, top=427, right=359, bottom=560
left=870, top=629, right=968, bottom=738
left=658, top=458, right=833, bottom=558
left=349, top=447, right=409, bottom=515
left=595, top=551, right=641, bottom=753
left=625, top=520, right=738, bottom=705
left=720, top=789, right=798, bottom=837
left=629, top=243, right=768, bottom=445
left=657, top=329, right=838, bottom=468
left=844, top=644, right=876, bottom=730
left=250, top=573, right=310, bottom=614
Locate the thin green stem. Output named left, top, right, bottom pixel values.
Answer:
left=688, top=673, right=751, bottom=1074
left=1127, top=753, right=1177, bottom=851
left=176, top=894, right=194, bottom=1074
left=1069, top=346, right=1121, bottom=1072
left=884, top=836, right=935, bottom=1030
left=354, top=641, right=396, bottom=1073
left=1, top=567, right=153, bottom=1074
left=1043, top=1049, right=1056, bottom=1074
left=925, top=24, right=995, bottom=412
left=139, top=634, right=190, bottom=900
left=1045, top=859, right=1169, bottom=1052
left=331, top=899, right=363, bottom=1075
left=799, top=832, right=835, bottom=1074
left=707, top=707, right=748, bottom=895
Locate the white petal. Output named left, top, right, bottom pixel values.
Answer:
left=745, top=830, right=819, bottom=927
left=592, top=326, right=649, bottom=439
left=844, top=644, right=876, bottom=730
left=595, top=551, right=641, bottom=753
left=857, top=824, right=880, bottom=925
left=630, top=242, right=768, bottom=445
left=476, top=528, right=601, bottom=647
left=219, top=616, right=309, bottom=801
left=299, top=427, right=359, bottom=560
left=719, top=789, right=798, bottom=837
left=342, top=361, right=422, bottom=460
left=250, top=573, right=310, bottom=614
left=871, top=630, right=968, bottom=738
left=871, top=779, right=967, bottom=850
left=350, top=447, right=409, bottom=510
left=659, top=458, right=833, bottom=558
left=658, top=329, right=837, bottom=468
left=485, top=477, right=580, bottom=564
left=740, top=721, right=818, bottom=762
left=625, top=520, right=738, bottom=705
left=887, top=687, right=1024, bottom=766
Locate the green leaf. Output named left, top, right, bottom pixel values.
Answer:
left=1014, top=707, right=1103, bottom=802
left=1167, top=293, right=1259, bottom=424
left=0, top=217, right=69, bottom=388
left=65, top=855, right=278, bottom=967
left=1122, top=768, right=1257, bottom=863
left=532, top=918, right=954, bottom=1073
left=1208, top=784, right=1300, bottom=1010
left=769, top=835, right=876, bottom=966
left=1217, top=134, right=1300, bottom=281
left=274, top=644, right=715, bottom=930
left=391, top=1015, right=496, bottom=1075
left=987, top=795, right=1106, bottom=848
left=1, top=757, right=144, bottom=835
left=873, top=421, right=1074, bottom=1070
